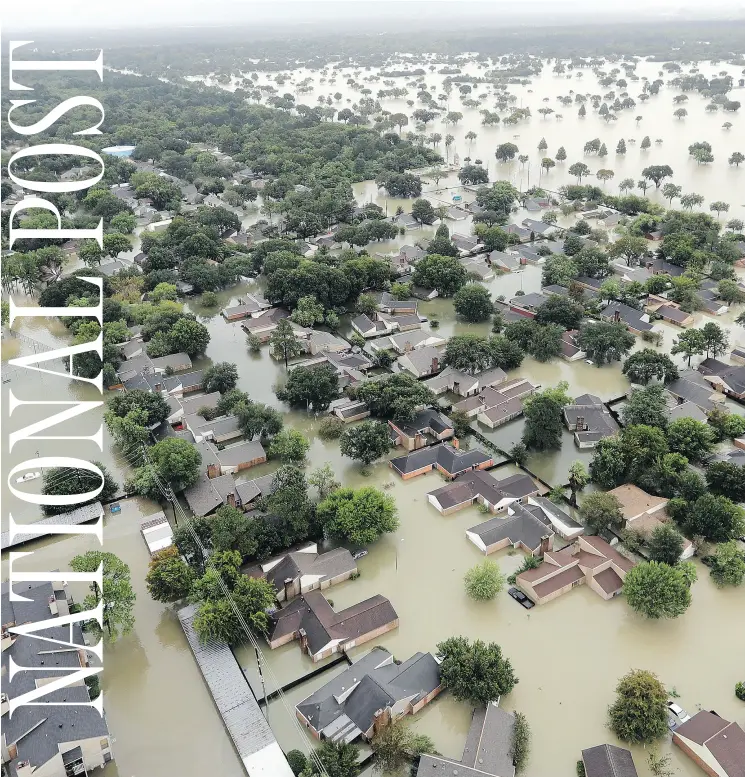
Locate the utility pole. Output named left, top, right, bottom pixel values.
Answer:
left=256, top=646, right=269, bottom=722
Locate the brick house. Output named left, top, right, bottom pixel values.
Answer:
left=672, top=710, right=745, bottom=777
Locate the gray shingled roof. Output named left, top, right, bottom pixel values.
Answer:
left=468, top=501, right=553, bottom=552
left=178, top=604, right=292, bottom=774
left=390, top=442, right=491, bottom=477
left=2, top=582, right=110, bottom=775
left=582, top=744, right=639, bottom=777
left=1, top=502, right=103, bottom=551
left=429, top=470, right=538, bottom=511
left=297, top=647, right=440, bottom=739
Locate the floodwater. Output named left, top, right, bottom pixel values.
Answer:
left=236, top=470, right=745, bottom=777
left=3, top=52, right=745, bottom=777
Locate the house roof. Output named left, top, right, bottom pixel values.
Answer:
left=658, top=304, right=692, bottom=324
left=396, top=345, right=444, bottom=376
left=699, top=359, right=745, bottom=395
left=429, top=469, right=538, bottom=511
left=607, top=484, right=667, bottom=521
left=468, top=501, right=554, bottom=552
left=390, top=442, right=491, bottom=477
left=418, top=703, right=516, bottom=777
left=296, top=647, right=440, bottom=738
left=1, top=582, right=110, bottom=775
left=675, top=710, right=734, bottom=745
left=263, top=546, right=357, bottom=595
left=563, top=401, right=619, bottom=440
left=216, top=439, right=266, bottom=466
left=241, top=307, right=289, bottom=332
left=184, top=472, right=236, bottom=516
left=268, top=590, right=398, bottom=656
left=391, top=408, right=453, bottom=438
left=666, top=370, right=722, bottom=411
left=235, top=473, right=276, bottom=504
left=179, top=391, right=221, bottom=417
left=601, top=302, right=654, bottom=331
left=582, top=744, right=639, bottom=777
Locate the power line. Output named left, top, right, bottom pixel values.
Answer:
left=139, top=446, right=331, bottom=777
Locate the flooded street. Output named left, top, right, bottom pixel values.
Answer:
left=3, top=50, right=745, bottom=777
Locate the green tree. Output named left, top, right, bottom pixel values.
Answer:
left=411, top=198, right=436, bottom=225
left=150, top=282, right=178, bottom=302
left=203, top=362, right=239, bottom=394
left=70, top=551, right=135, bottom=640
left=522, top=382, right=572, bottom=450
left=371, top=719, right=435, bottom=775
left=608, top=234, right=649, bottom=267
left=567, top=461, right=589, bottom=507
left=622, top=350, right=679, bottom=385
left=290, top=295, right=325, bottom=327
left=568, top=162, right=591, bottom=181
left=464, top=560, right=506, bottom=600
left=621, top=384, right=669, bottom=428
left=666, top=417, right=715, bottom=462
left=453, top=284, right=493, bottom=322
left=269, top=428, right=310, bottom=462
left=646, top=522, right=686, bottom=565
left=700, top=322, right=729, bottom=359
left=149, top=437, right=202, bottom=491
left=578, top=322, right=635, bottom=365
left=495, top=142, right=519, bottom=162
left=675, top=493, right=745, bottom=543
left=270, top=318, right=303, bottom=367
left=623, top=561, right=696, bottom=619
left=706, top=461, right=745, bottom=502
left=535, top=296, right=584, bottom=330
left=168, top=317, right=211, bottom=357
left=41, top=461, right=119, bottom=516
left=608, top=669, right=669, bottom=744
left=317, top=487, right=399, bottom=545
left=437, top=636, right=518, bottom=705
left=709, top=541, right=745, bottom=587
left=355, top=373, right=436, bottom=421
left=510, top=712, right=531, bottom=774
left=308, top=463, right=340, bottom=500
left=145, top=546, right=195, bottom=602
left=276, top=364, right=339, bottom=411
left=210, top=504, right=259, bottom=557
left=641, top=165, right=674, bottom=188
left=287, top=750, right=308, bottom=776
left=581, top=491, right=624, bottom=534
left=671, top=329, right=705, bottom=366
left=339, top=421, right=391, bottom=466
left=412, top=254, right=468, bottom=296
left=300, top=741, right=359, bottom=777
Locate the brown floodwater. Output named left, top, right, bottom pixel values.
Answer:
left=4, top=52, right=745, bottom=777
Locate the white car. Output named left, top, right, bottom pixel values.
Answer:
left=667, top=701, right=691, bottom=723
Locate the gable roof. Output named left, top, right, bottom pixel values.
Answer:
left=582, top=744, right=639, bottom=777
left=389, top=442, right=491, bottom=477
left=263, top=546, right=357, bottom=595
left=429, top=469, right=538, bottom=511
left=468, top=501, right=554, bottom=552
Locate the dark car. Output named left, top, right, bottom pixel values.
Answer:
left=508, top=587, right=535, bottom=609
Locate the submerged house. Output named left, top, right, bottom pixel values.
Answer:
left=608, top=484, right=693, bottom=560
left=395, top=345, right=445, bottom=378
left=581, top=745, right=639, bottom=777
left=389, top=442, right=493, bottom=480
left=296, top=646, right=442, bottom=743
left=257, top=544, right=357, bottom=602
left=563, top=394, right=620, bottom=448
left=417, top=702, right=517, bottom=777
left=452, top=378, right=537, bottom=428
left=425, top=366, right=507, bottom=398
left=266, top=590, right=399, bottom=662
left=516, top=535, right=635, bottom=605
left=1, top=581, right=115, bottom=777
left=140, top=511, right=173, bottom=555
left=672, top=710, right=745, bottom=777
left=698, top=358, right=745, bottom=400
left=388, top=409, right=454, bottom=451
left=427, top=470, right=539, bottom=516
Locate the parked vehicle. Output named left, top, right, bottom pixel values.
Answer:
left=352, top=550, right=368, bottom=560
left=508, top=587, right=535, bottom=609
left=667, top=701, right=691, bottom=724
left=15, top=471, right=40, bottom=484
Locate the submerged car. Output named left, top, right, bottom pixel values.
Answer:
left=667, top=701, right=691, bottom=724
left=508, top=587, right=535, bottom=609
left=352, top=550, right=368, bottom=560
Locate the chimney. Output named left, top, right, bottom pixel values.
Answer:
left=614, top=310, right=621, bottom=323
left=539, top=535, right=551, bottom=556
left=284, top=578, right=295, bottom=601
left=372, top=707, right=391, bottom=736
left=207, top=463, right=221, bottom=479
left=575, top=416, right=585, bottom=431
left=227, top=492, right=236, bottom=508
left=299, top=628, right=309, bottom=654
left=431, top=356, right=439, bottom=374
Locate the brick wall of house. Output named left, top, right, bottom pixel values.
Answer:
left=672, top=735, right=718, bottom=777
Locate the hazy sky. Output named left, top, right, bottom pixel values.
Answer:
left=4, top=0, right=744, bottom=32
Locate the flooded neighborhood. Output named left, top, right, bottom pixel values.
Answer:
left=2, top=8, right=745, bottom=777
